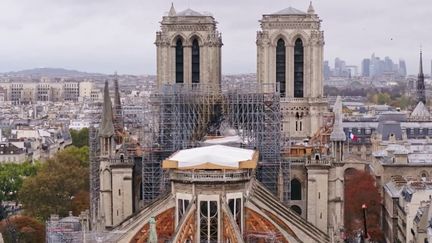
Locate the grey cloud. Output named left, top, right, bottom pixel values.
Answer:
left=0, top=0, right=430, bottom=75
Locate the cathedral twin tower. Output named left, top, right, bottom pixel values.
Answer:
left=156, top=3, right=327, bottom=138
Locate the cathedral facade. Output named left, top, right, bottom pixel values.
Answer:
left=88, top=3, right=363, bottom=242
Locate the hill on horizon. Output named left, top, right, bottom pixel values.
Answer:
left=2, top=67, right=106, bottom=78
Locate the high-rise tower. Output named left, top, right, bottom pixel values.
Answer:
left=417, top=50, right=426, bottom=104
left=256, top=2, right=328, bottom=139
left=155, top=4, right=222, bottom=88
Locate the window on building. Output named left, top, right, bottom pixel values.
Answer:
left=191, top=39, right=200, bottom=83
left=228, top=198, right=241, bottom=229
left=200, top=200, right=218, bottom=242
left=175, top=38, right=184, bottom=83
left=294, top=38, right=304, bottom=98
left=178, top=198, right=190, bottom=223
left=290, top=205, right=302, bottom=215
left=291, top=179, right=302, bottom=200
left=276, top=38, right=286, bottom=97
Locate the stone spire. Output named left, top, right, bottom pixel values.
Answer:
left=99, top=81, right=115, bottom=138
left=307, top=1, right=315, bottom=14
left=330, top=96, right=346, bottom=141
left=168, top=3, right=176, bottom=16
left=417, top=48, right=426, bottom=104
left=113, top=72, right=124, bottom=132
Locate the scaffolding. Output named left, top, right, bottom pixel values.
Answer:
left=89, top=125, right=100, bottom=227
left=140, top=83, right=286, bottom=203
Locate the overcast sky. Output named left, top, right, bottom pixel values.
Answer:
left=0, top=0, right=430, bottom=75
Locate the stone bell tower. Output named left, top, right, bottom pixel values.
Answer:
left=155, top=4, right=223, bottom=88
left=257, top=2, right=328, bottom=139
left=98, top=81, right=133, bottom=228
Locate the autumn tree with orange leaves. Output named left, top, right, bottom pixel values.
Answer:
left=344, top=169, right=383, bottom=241
left=0, top=215, right=45, bottom=243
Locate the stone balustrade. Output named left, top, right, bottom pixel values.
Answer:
left=170, top=170, right=252, bottom=182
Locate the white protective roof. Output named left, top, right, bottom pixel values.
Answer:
left=166, top=145, right=255, bottom=169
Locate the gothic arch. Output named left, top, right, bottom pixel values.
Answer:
left=420, top=170, right=429, bottom=179
left=187, top=32, right=204, bottom=46
left=343, top=167, right=358, bottom=178
left=170, top=33, right=188, bottom=46
left=288, top=31, right=310, bottom=46
left=270, top=32, right=290, bottom=47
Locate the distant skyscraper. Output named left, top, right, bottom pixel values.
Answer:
left=417, top=50, right=426, bottom=104
left=370, top=53, right=378, bottom=77
left=399, top=59, right=407, bottom=77
left=384, top=56, right=394, bottom=72
left=361, top=58, right=370, bottom=77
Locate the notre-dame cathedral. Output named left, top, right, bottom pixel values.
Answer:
left=89, top=3, right=360, bottom=242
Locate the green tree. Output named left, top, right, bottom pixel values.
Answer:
left=376, top=92, right=391, bottom=104
left=18, top=146, right=89, bottom=220
left=69, top=128, right=89, bottom=148
left=0, top=163, right=39, bottom=203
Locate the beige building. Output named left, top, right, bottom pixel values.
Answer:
left=79, top=81, right=93, bottom=99
left=383, top=177, right=432, bottom=243
left=0, top=80, right=94, bottom=103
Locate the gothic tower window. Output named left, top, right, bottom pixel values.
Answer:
left=276, top=38, right=286, bottom=97
left=191, top=39, right=200, bottom=83
left=294, top=38, right=304, bottom=98
left=175, top=38, right=184, bottom=83
left=291, top=178, right=302, bottom=200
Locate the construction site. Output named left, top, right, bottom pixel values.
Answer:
left=139, top=82, right=289, bottom=204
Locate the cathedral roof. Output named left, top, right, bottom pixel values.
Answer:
left=271, top=7, right=307, bottom=15
left=176, top=8, right=206, bottom=17
left=98, top=81, right=115, bottom=138
left=411, top=102, right=430, bottom=119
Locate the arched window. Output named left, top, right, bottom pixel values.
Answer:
left=291, top=178, right=302, bottom=200
left=175, top=38, right=184, bottom=83
left=191, top=39, right=200, bottom=83
left=294, top=38, right=304, bottom=97
left=290, top=205, right=302, bottom=215
left=276, top=38, right=286, bottom=97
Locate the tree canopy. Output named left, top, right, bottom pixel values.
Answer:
left=0, top=163, right=39, bottom=203
left=0, top=215, right=45, bottom=243
left=18, top=146, right=90, bottom=221
left=69, top=128, right=89, bottom=148
left=344, top=169, right=383, bottom=241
